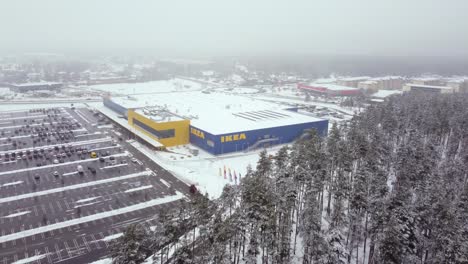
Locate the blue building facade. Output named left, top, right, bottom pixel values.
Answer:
left=189, top=119, right=328, bottom=155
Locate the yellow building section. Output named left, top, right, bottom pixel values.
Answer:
left=127, top=110, right=190, bottom=147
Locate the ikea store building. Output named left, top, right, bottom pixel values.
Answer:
left=103, top=92, right=328, bottom=155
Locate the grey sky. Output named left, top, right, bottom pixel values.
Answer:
left=0, top=0, right=467, bottom=57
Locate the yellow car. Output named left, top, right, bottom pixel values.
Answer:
left=90, top=152, right=97, bottom=158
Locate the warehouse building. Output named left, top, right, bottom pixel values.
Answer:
left=189, top=114, right=328, bottom=155
left=103, top=91, right=328, bottom=155
left=403, top=83, right=455, bottom=94
left=9, top=82, right=63, bottom=93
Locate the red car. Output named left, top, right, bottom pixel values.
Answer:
left=189, top=184, right=197, bottom=194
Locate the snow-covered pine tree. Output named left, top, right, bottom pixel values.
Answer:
left=110, top=224, right=153, bottom=264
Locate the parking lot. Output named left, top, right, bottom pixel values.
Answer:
left=0, top=107, right=190, bottom=264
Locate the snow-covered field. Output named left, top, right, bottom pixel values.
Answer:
left=89, top=78, right=203, bottom=95
left=215, top=87, right=260, bottom=94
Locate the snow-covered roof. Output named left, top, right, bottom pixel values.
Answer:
left=339, top=76, right=371, bottom=81
left=89, top=78, right=202, bottom=95
left=135, top=107, right=184, bottom=122
left=411, top=77, right=440, bottom=81
left=110, top=91, right=325, bottom=135
left=371, top=90, right=402, bottom=98
left=406, top=83, right=453, bottom=90
left=445, top=77, right=468, bottom=83
left=308, top=83, right=359, bottom=91
left=370, top=76, right=403, bottom=81
left=360, top=80, right=378, bottom=85
left=202, top=71, right=214, bottom=76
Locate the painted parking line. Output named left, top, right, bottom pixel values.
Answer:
left=0, top=170, right=151, bottom=204
left=0, top=136, right=112, bottom=156
left=75, top=110, right=91, bottom=124
left=55, top=243, right=62, bottom=261
left=90, top=145, right=120, bottom=152
left=0, top=152, right=127, bottom=176
left=0, top=122, right=59, bottom=131
left=0, top=191, right=183, bottom=244
left=101, top=163, right=128, bottom=170
left=44, top=246, right=53, bottom=263
left=0, top=114, right=48, bottom=122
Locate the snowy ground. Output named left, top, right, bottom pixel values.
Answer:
left=88, top=78, right=203, bottom=95
left=129, top=140, right=287, bottom=199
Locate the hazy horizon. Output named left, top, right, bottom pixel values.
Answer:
left=1, top=0, right=467, bottom=57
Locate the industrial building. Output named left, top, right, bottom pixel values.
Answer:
left=297, top=83, right=361, bottom=96
left=358, top=76, right=404, bottom=91
left=403, top=83, right=455, bottom=94
left=9, top=82, right=63, bottom=92
left=102, top=91, right=328, bottom=155
left=337, top=77, right=371, bottom=88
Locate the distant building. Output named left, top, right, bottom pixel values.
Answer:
left=403, top=83, right=454, bottom=94
left=371, top=90, right=403, bottom=99
left=337, top=77, right=371, bottom=88
left=358, top=76, right=405, bottom=91
left=26, top=73, right=42, bottom=82
left=9, top=82, right=63, bottom=93
left=411, top=77, right=442, bottom=86
left=103, top=92, right=328, bottom=155
left=358, top=80, right=379, bottom=92
left=446, top=78, right=468, bottom=93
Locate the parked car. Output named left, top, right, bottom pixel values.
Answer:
left=77, top=165, right=84, bottom=174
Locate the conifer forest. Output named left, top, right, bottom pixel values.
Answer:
left=111, top=92, right=468, bottom=264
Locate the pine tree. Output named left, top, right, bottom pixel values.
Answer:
left=110, top=224, right=153, bottom=264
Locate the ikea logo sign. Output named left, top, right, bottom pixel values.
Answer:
left=191, top=128, right=205, bottom=139
left=221, top=133, right=246, bottom=142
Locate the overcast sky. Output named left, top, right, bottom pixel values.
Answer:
left=0, top=0, right=467, bottom=57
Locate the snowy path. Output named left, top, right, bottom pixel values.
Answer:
left=0, top=181, right=24, bottom=187
left=0, top=122, right=59, bottom=131
left=75, top=197, right=100, bottom=203
left=0, top=152, right=128, bottom=176
left=0, top=114, right=47, bottom=121
left=11, top=254, right=47, bottom=264
left=2, top=211, right=31, bottom=218
left=124, top=185, right=153, bottom=193
left=0, top=192, right=185, bottom=244
left=0, top=137, right=112, bottom=155
left=74, top=109, right=91, bottom=124
left=0, top=170, right=152, bottom=204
